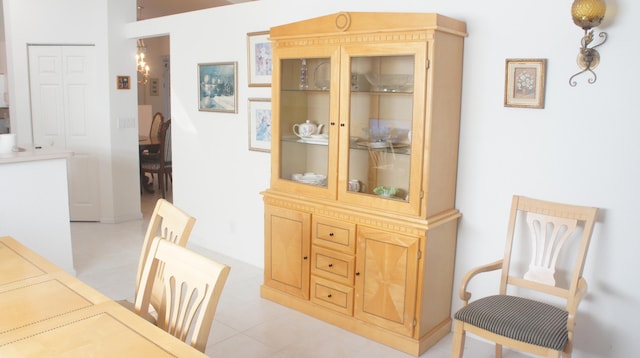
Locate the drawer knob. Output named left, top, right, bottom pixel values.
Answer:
left=329, top=232, right=334, bottom=237
left=328, top=263, right=333, bottom=268
left=328, top=294, right=332, bottom=298
left=303, top=256, right=308, bottom=260
left=355, top=272, right=360, bottom=276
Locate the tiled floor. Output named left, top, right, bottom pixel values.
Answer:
left=70, top=188, right=528, bottom=358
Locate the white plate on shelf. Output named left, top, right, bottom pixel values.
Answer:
left=292, top=172, right=327, bottom=186
left=297, top=137, right=328, bottom=145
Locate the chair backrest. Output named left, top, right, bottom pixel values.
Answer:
left=161, top=119, right=171, bottom=164
left=134, top=237, right=230, bottom=352
left=500, top=195, right=598, bottom=307
left=137, top=198, right=196, bottom=308
left=150, top=112, right=164, bottom=140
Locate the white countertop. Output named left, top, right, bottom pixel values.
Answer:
left=0, top=147, right=72, bottom=164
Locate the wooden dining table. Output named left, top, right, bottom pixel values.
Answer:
left=0, top=236, right=206, bottom=357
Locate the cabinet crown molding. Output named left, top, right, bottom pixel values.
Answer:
left=269, top=12, right=467, bottom=42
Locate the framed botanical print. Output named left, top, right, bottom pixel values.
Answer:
left=247, top=31, right=272, bottom=87
left=504, top=59, right=547, bottom=109
left=248, top=98, right=271, bottom=152
left=198, top=62, right=238, bottom=113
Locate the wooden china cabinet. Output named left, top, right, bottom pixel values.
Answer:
left=261, top=12, right=467, bottom=356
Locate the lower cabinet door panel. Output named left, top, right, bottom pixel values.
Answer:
left=264, top=205, right=311, bottom=299
left=354, top=226, right=419, bottom=337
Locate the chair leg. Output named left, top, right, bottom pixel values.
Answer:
left=164, top=171, right=172, bottom=192
left=561, top=339, right=573, bottom=358
left=159, top=170, right=165, bottom=198
left=451, top=320, right=465, bottom=358
left=496, top=344, right=503, bottom=358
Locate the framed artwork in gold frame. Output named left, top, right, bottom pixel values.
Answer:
left=117, top=76, right=130, bottom=90
left=504, top=59, right=547, bottom=109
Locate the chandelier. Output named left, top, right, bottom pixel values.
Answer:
left=136, top=5, right=149, bottom=85
left=136, top=39, right=149, bottom=85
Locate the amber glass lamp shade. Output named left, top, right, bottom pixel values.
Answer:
left=572, top=0, right=606, bottom=30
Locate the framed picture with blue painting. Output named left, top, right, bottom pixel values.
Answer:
left=198, top=62, right=238, bottom=113
left=248, top=98, right=271, bottom=152
left=247, top=31, right=272, bottom=87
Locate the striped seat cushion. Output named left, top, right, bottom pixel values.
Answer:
left=454, top=295, right=568, bottom=351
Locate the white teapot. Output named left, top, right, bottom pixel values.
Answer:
left=293, top=120, right=324, bottom=138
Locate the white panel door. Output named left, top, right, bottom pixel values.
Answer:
left=29, top=45, right=100, bottom=221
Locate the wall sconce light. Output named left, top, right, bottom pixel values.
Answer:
left=569, top=0, right=608, bottom=86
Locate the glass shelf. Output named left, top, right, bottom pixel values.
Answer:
left=350, top=142, right=411, bottom=155
left=281, top=88, right=331, bottom=93
left=352, top=88, right=414, bottom=95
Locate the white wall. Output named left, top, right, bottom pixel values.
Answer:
left=0, top=156, right=74, bottom=274
left=126, top=1, right=639, bottom=356
left=3, top=0, right=142, bottom=222
left=5, top=0, right=638, bottom=356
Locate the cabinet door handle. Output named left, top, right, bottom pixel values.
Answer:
left=303, top=256, right=308, bottom=260
left=330, top=121, right=336, bottom=126
left=355, top=272, right=360, bottom=276
left=328, top=263, right=333, bottom=268
left=340, top=123, right=345, bottom=127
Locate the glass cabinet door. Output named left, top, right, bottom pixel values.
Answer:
left=273, top=48, right=339, bottom=197
left=339, top=44, right=426, bottom=216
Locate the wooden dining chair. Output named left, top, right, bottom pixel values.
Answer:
left=141, top=112, right=163, bottom=158
left=141, top=119, right=172, bottom=198
left=119, top=198, right=196, bottom=321
left=134, top=236, right=230, bottom=353
left=451, top=195, right=598, bottom=357
left=149, top=112, right=163, bottom=141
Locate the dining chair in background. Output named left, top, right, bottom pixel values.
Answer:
left=141, top=112, right=163, bottom=158
left=141, top=119, right=172, bottom=198
left=134, top=236, right=231, bottom=353
left=451, top=195, right=598, bottom=357
left=119, top=198, right=196, bottom=322
left=149, top=112, right=163, bottom=141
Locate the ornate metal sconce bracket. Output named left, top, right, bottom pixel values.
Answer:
left=569, top=30, right=608, bottom=86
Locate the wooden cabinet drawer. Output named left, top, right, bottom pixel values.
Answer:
left=312, top=216, right=356, bottom=253
left=310, top=275, right=353, bottom=315
left=311, top=246, right=355, bottom=285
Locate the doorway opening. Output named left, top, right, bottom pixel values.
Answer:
left=138, top=35, right=172, bottom=206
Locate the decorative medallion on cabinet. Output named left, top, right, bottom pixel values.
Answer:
left=261, top=12, right=466, bottom=356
